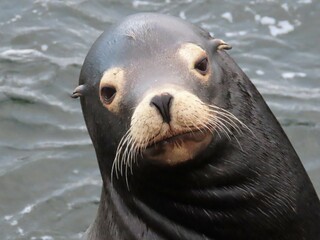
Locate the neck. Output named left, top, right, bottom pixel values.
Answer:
left=88, top=135, right=319, bottom=240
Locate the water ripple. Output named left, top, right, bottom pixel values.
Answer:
left=0, top=48, right=83, bottom=68
left=0, top=85, right=79, bottom=113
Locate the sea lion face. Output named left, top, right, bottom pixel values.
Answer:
left=99, top=42, right=216, bottom=167
left=75, top=13, right=236, bottom=176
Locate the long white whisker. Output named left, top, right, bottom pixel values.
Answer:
left=206, top=108, right=242, bottom=130
left=111, top=129, right=131, bottom=182
left=208, top=104, right=255, bottom=137
left=121, top=135, right=135, bottom=177
left=196, top=99, right=252, bottom=134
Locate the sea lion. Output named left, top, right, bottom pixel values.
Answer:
left=72, top=13, right=320, bottom=240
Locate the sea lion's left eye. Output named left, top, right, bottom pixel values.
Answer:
left=195, top=57, right=208, bottom=75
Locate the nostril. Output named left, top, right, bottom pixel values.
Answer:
left=150, top=93, right=173, bottom=124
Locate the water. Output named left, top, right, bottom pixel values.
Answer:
left=0, top=0, right=319, bottom=239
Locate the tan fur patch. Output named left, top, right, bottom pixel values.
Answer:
left=178, top=43, right=211, bottom=82
left=130, top=87, right=213, bottom=165
left=99, top=67, right=125, bottom=113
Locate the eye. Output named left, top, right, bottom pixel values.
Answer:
left=195, top=57, right=208, bottom=75
left=101, top=86, right=116, bottom=104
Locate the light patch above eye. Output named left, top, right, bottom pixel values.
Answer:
left=99, top=67, right=125, bottom=113
left=178, top=43, right=211, bottom=82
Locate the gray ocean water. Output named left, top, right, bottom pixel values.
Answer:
left=0, top=0, right=319, bottom=239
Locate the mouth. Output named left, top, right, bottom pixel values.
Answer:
left=147, top=130, right=209, bottom=148
left=143, top=129, right=212, bottom=165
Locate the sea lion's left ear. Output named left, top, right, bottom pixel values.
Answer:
left=211, top=39, right=232, bottom=51
left=71, top=84, right=86, bottom=98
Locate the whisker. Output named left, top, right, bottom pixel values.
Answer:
left=215, top=113, right=242, bottom=133
left=121, top=135, right=135, bottom=177
left=208, top=104, right=255, bottom=137
left=188, top=113, right=219, bottom=138
left=204, top=106, right=246, bottom=150
left=211, top=120, right=232, bottom=140
left=200, top=112, right=233, bottom=138
left=198, top=99, right=255, bottom=138
left=203, top=120, right=222, bottom=139
left=215, top=115, right=242, bottom=135
left=111, top=130, right=131, bottom=181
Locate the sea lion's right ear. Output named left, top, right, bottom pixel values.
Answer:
left=71, top=85, right=86, bottom=98
left=211, top=39, right=232, bottom=51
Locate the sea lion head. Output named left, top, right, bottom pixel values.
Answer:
left=73, top=13, right=244, bottom=182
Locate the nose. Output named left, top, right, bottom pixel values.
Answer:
left=150, top=93, right=173, bottom=124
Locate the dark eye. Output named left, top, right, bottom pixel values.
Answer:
left=195, top=57, right=208, bottom=75
left=101, top=86, right=116, bottom=104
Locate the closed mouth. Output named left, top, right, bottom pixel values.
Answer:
left=143, top=129, right=212, bottom=164
left=147, top=129, right=210, bottom=149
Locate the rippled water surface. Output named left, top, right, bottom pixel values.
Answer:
left=0, top=0, right=319, bottom=239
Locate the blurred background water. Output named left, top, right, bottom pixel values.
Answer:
left=0, top=0, right=319, bottom=239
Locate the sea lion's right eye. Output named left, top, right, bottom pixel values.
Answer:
left=101, top=86, right=116, bottom=104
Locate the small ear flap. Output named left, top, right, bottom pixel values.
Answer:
left=212, top=39, right=232, bottom=51
left=71, top=85, right=86, bottom=98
